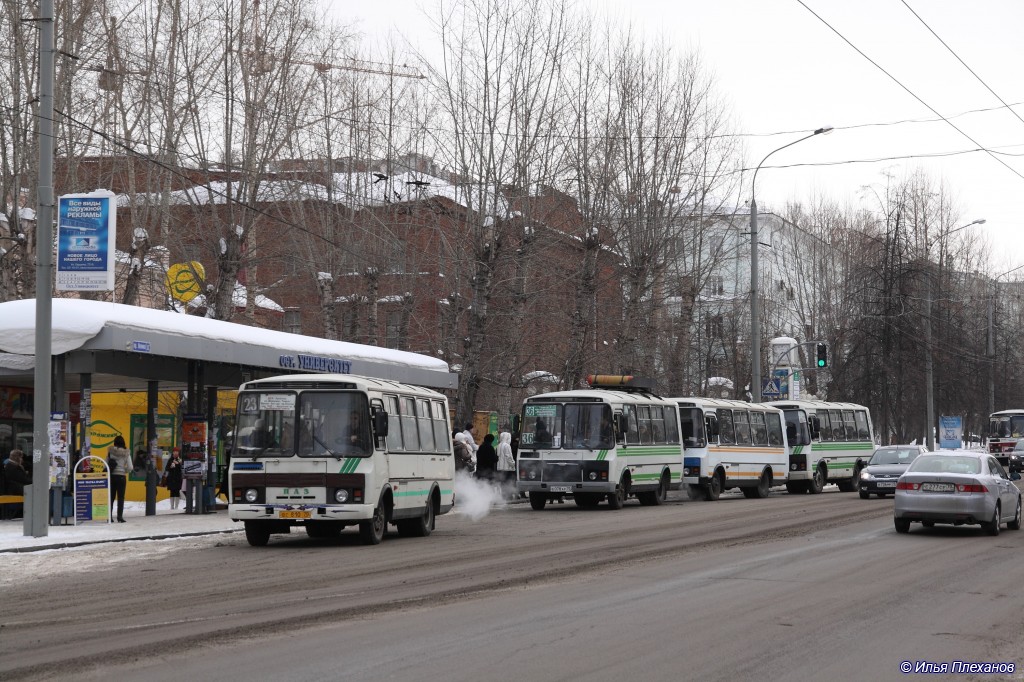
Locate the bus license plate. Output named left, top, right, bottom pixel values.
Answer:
left=280, top=510, right=311, bottom=519
left=549, top=486, right=571, bottom=493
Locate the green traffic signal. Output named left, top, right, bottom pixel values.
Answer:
left=815, top=343, right=828, bottom=368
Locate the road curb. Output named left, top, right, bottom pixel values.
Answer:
left=0, top=528, right=241, bottom=554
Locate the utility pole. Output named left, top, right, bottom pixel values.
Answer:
left=28, top=0, right=55, bottom=537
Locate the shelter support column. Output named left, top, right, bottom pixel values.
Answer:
left=145, top=381, right=159, bottom=516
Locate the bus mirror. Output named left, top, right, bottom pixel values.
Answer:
left=373, top=410, right=389, bottom=437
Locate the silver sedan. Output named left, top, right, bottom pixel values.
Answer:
left=894, top=451, right=1022, bottom=535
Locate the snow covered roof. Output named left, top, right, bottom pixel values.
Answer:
left=0, top=299, right=456, bottom=390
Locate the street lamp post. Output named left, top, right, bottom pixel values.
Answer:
left=924, top=218, right=985, bottom=450
left=749, top=126, right=832, bottom=403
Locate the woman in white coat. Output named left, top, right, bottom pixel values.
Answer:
left=496, top=432, right=516, bottom=498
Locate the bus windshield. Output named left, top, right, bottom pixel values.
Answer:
left=520, top=403, right=561, bottom=449
left=990, top=415, right=1024, bottom=439
left=563, top=403, right=614, bottom=450
left=236, top=390, right=371, bottom=458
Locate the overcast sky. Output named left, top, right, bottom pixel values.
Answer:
left=332, top=0, right=1024, bottom=272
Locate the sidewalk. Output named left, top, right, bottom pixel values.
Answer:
left=0, top=499, right=239, bottom=553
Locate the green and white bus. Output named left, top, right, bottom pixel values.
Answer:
left=517, top=375, right=684, bottom=510
left=672, top=397, right=799, bottom=500
left=229, top=374, right=455, bottom=546
left=765, top=400, right=875, bottom=494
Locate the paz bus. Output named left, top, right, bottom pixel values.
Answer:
left=228, top=374, right=455, bottom=546
left=987, top=409, right=1024, bottom=468
left=765, top=400, right=875, bottom=494
left=516, top=375, right=684, bottom=510
left=672, top=397, right=797, bottom=500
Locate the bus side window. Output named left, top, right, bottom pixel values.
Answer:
left=705, top=413, right=719, bottom=443
left=766, top=413, right=783, bottom=445
left=855, top=411, right=870, bottom=440
left=817, top=411, right=832, bottom=441
left=651, top=406, right=666, bottom=443
left=842, top=411, right=856, bottom=443
left=734, top=410, right=751, bottom=445
left=717, top=409, right=735, bottom=445
left=623, top=406, right=640, bottom=444
left=663, top=407, right=680, bottom=444
left=750, top=412, right=768, bottom=446
left=830, top=410, right=845, bottom=440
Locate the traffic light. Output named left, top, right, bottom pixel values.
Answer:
left=815, top=343, right=828, bottom=368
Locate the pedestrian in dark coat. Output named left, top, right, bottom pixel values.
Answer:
left=2, top=449, right=30, bottom=519
left=165, top=450, right=184, bottom=510
left=475, top=433, right=498, bottom=482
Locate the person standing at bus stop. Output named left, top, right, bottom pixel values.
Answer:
left=107, top=436, right=132, bottom=522
left=165, top=449, right=183, bottom=510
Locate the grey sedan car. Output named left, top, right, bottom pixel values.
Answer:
left=894, top=451, right=1022, bottom=535
left=859, top=444, right=928, bottom=498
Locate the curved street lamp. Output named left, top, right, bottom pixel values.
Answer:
left=749, top=126, right=832, bottom=402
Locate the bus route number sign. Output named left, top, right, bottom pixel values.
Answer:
left=524, top=404, right=557, bottom=418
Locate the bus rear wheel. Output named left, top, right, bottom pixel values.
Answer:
left=397, top=499, right=434, bottom=537
left=529, top=492, right=547, bottom=510
left=638, top=474, right=668, bottom=506
left=244, top=521, right=271, bottom=547
left=837, top=466, right=861, bottom=493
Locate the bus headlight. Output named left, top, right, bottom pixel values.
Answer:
left=244, top=488, right=259, bottom=503
left=528, top=470, right=537, bottom=480
left=589, top=471, right=597, bottom=481
left=790, top=463, right=797, bottom=471
left=334, top=488, right=350, bottom=503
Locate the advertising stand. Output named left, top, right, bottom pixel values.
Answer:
left=181, top=415, right=207, bottom=514
left=48, top=413, right=71, bottom=524
left=73, top=456, right=111, bottom=525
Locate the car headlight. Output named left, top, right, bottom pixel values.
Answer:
left=860, top=471, right=873, bottom=480
left=244, top=488, right=259, bottom=503
left=334, top=488, right=349, bottom=503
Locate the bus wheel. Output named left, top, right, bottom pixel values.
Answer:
left=837, top=466, right=861, bottom=493
left=638, top=473, right=669, bottom=506
left=687, top=484, right=704, bottom=500
left=752, top=471, right=771, bottom=498
left=359, top=501, right=387, bottom=545
left=706, top=471, right=723, bottom=501
left=785, top=482, right=804, bottom=495
left=244, top=521, right=271, bottom=547
left=607, top=480, right=628, bottom=509
left=397, top=499, right=435, bottom=537
left=808, top=465, right=825, bottom=494
left=529, top=492, right=547, bottom=511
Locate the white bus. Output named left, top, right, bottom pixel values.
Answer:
left=228, top=374, right=455, bottom=546
left=672, top=398, right=797, bottom=500
left=988, top=409, right=1024, bottom=468
left=517, top=375, right=684, bottom=510
left=765, top=400, right=875, bottom=494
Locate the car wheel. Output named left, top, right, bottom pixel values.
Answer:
left=1008, top=497, right=1021, bottom=531
left=894, top=517, right=911, bottom=534
left=984, top=505, right=1001, bottom=536
left=859, top=490, right=870, bottom=500
left=529, top=492, right=547, bottom=511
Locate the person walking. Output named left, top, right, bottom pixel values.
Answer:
left=496, top=432, right=516, bottom=498
left=475, top=433, right=497, bottom=482
left=165, top=450, right=184, bottom=510
left=461, top=423, right=479, bottom=458
left=453, top=432, right=475, bottom=473
left=107, top=436, right=132, bottom=522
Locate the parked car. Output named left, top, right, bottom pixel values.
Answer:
left=1009, top=440, right=1024, bottom=473
left=859, top=445, right=928, bottom=499
left=894, top=450, right=1022, bottom=535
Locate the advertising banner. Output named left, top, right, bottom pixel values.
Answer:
left=55, top=190, right=117, bottom=291
left=48, top=414, right=70, bottom=488
left=939, top=415, right=963, bottom=450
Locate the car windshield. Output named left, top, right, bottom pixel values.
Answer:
left=870, top=447, right=922, bottom=466
left=908, top=455, right=981, bottom=475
